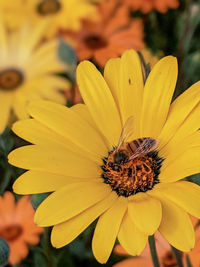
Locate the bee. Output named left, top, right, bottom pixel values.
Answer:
left=107, top=117, right=159, bottom=170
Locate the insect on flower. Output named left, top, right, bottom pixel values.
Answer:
left=108, top=116, right=159, bottom=165
left=8, top=50, right=200, bottom=264
left=102, top=117, right=161, bottom=197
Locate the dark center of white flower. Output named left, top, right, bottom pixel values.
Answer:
left=0, top=69, right=24, bottom=91
left=101, top=150, right=163, bottom=197
left=37, top=0, right=61, bottom=16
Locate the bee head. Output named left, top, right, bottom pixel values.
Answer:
left=113, top=151, right=129, bottom=164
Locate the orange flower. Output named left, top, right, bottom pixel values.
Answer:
left=0, top=192, right=43, bottom=265
left=123, top=0, right=179, bottom=13
left=114, top=232, right=177, bottom=267
left=63, top=0, right=144, bottom=66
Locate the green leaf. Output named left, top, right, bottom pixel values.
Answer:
left=31, top=193, right=49, bottom=209
left=187, top=173, right=200, bottom=186
left=0, top=128, right=14, bottom=156
left=58, top=38, right=77, bottom=82
left=33, top=251, right=47, bottom=267
left=0, top=167, right=13, bottom=194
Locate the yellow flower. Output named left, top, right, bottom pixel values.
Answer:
left=9, top=50, right=200, bottom=263
left=0, top=19, right=70, bottom=134
left=4, top=0, right=99, bottom=36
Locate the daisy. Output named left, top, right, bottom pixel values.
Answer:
left=9, top=50, right=200, bottom=263
left=9, top=0, right=99, bottom=37
left=64, top=0, right=144, bottom=66
left=0, top=192, right=43, bottom=265
left=0, top=19, right=70, bottom=134
left=123, top=0, right=179, bottom=13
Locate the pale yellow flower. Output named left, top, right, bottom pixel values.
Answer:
left=2, top=0, right=99, bottom=37
left=0, top=19, right=70, bottom=133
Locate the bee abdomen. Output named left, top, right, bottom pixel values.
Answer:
left=128, top=138, right=145, bottom=152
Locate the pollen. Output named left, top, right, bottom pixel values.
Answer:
left=101, top=151, right=163, bottom=197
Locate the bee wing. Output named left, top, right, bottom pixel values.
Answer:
left=129, top=138, right=159, bottom=160
left=117, top=116, right=134, bottom=149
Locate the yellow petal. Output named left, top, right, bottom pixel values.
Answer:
left=39, top=76, right=70, bottom=91
left=159, top=131, right=200, bottom=160
left=71, top=104, right=94, bottom=126
left=13, top=170, right=99, bottom=194
left=128, top=193, right=162, bottom=234
left=8, top=145, right=101, bottom=178
left=12, top=119, right=65, bottom=145
left=0, top=92, right=12, bottom=134
left=51, top=192, right=117, bottom=248
left=140, top=56, right=177, bottom=138
left=156, top=181, right=200, bottom=218
left=118, top=212, right=148, bottom=256
left=28, top=57, right=66, bottom=76
left=104, top=58, right=122, bottom=119
left=28, top=100, right=108, bottom=159
left=12, top=92, right=29, bottom=119
left=119, top=50, right=144, bottom=137
left=159, top=81, right=200, bottom=148
left=157, top=197, right=194, bottom=251
left=35, top=182, right=111, bottom=226
left=40, top=89, right=66, bottom=105
left=31, top=39, right=58, bottom=60
left=12, top=119, right=97, bottom=163
left=0, top=18, right=8, bottom=61
left=71, top=104, right=110, bottom=147
left=76, top=61, right=121, bottom=147
left=19, top=19, right=50, bottom=54
left=92, top=197, right=127, bottom=263
left=159, top=147, right=200, bottom=183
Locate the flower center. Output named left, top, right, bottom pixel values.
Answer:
left=162, top=251, right=177, bottom=267
left=84, top=35, right=108, bottom=50
left=102, top=150, right=162, bottom=197
left=0, top=225, right=23, bottom=242
left=37, top=0, right=61, bottom=15
left=0, top=69, right=23, bottom=91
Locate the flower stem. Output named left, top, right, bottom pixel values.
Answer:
left=171, top=246, right=183, bottom=267
left=186, top=255, right=193, bottom=267
left=148, top=235, right=160, bottom=267
left=44, top=228, right=54, bottom=267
